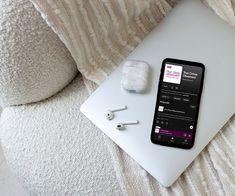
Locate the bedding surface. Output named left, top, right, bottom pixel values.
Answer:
left=0, top=0, right=233, bottom=194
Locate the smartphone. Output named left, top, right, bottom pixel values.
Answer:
left=151, top=58, right=205, bottom=149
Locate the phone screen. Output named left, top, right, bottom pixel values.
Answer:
left=151, top=58, right=205, bottom=149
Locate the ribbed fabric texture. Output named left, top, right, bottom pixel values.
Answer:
left=30, top=0, right=178, bottom=84
left=31, top=0, right=235, bottom=194
left=203, top=0, right=235, bottom=26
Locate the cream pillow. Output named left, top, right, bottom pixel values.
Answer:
left=0, top=0, right=78, bottom=107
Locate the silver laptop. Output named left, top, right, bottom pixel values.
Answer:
left=81, top=0, right=235, bottom=187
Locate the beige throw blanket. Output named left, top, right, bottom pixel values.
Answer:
left=30, top=0, right=235, bottom=194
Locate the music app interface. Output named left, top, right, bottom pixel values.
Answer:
left=152, top=61, right=204, bottom=148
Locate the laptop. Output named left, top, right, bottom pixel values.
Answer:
left=80, top=0, right=235, bottom=187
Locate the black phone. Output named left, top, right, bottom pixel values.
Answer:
left=151, top=58, right=205, bottom=149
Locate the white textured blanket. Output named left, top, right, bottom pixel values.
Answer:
left=30, top=0, right=235, bottom=194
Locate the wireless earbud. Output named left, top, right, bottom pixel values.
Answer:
left=116, top=120, right=139, bottom=130
left=105, top=106, right=127, bottom=120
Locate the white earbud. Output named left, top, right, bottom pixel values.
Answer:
left=105, top=106, right=127, bottom=120
left=116, top=120, right=139, bottom=130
